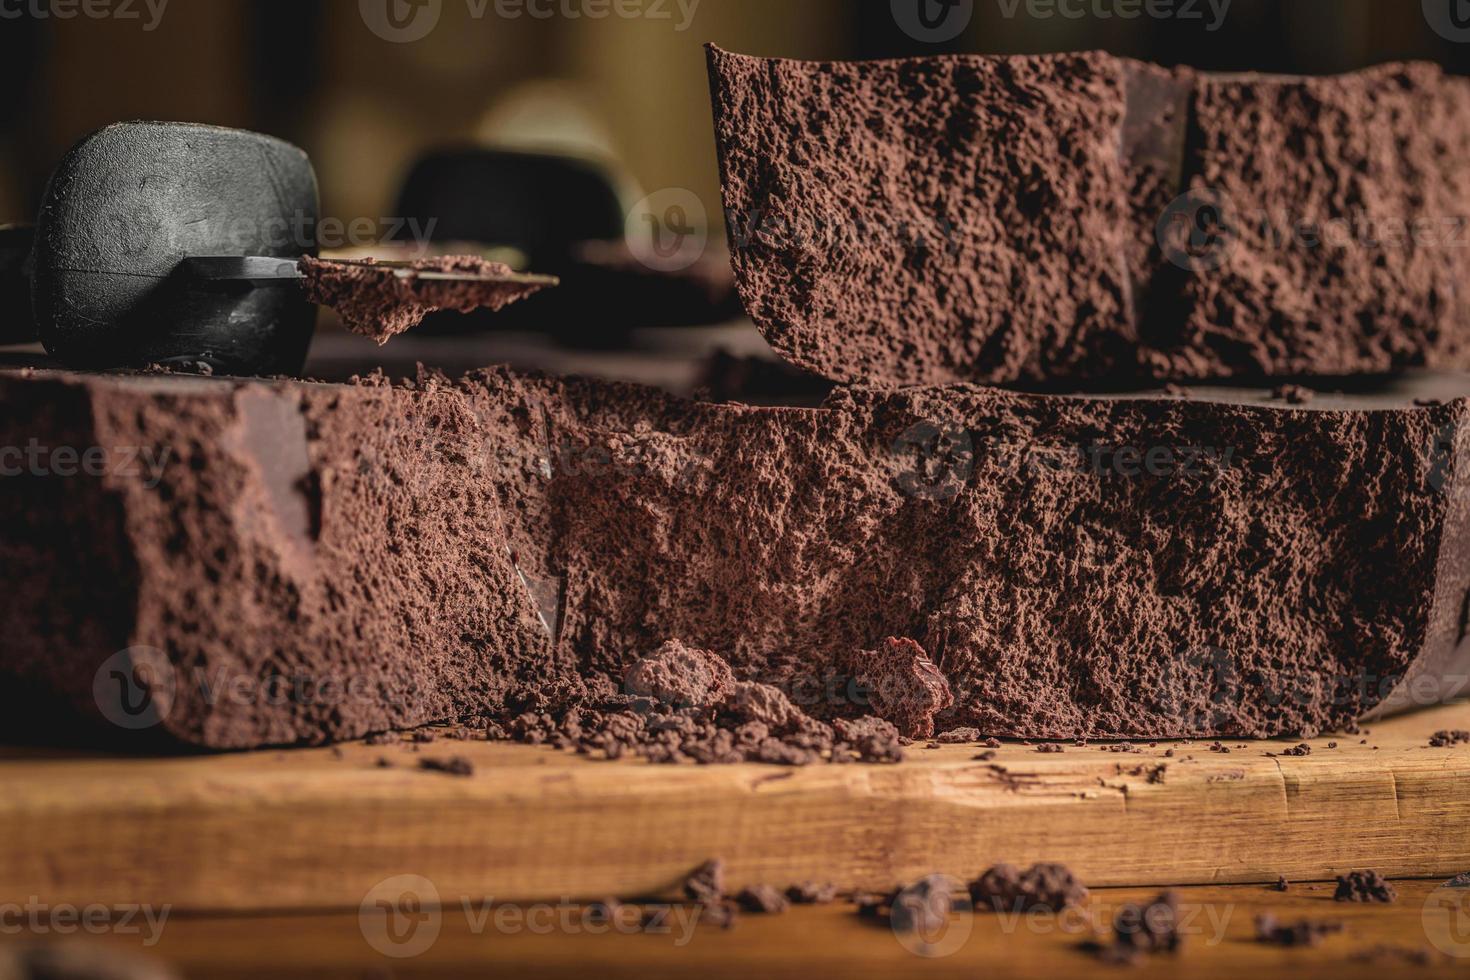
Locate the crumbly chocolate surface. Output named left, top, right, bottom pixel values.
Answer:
left=3, top=367, right=1469, bottom=748
left=708, top=47, right=1470, bottom=386
left=300, top=256, right=549, bottom=345
left=708, top=46, right=1134, bottom=388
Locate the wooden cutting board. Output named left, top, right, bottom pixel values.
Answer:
left=3, top=702, right=1468, bottom=914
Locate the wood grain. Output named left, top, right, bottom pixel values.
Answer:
left=4, top=881, right=1467, bottom=979
left=2, top=702, right=1468, bottom=914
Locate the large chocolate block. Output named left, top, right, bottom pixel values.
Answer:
left=708, top=47, right=1470, bottom=386
left=0, top=369, right=559, bottom=749
left=707, top=46, right=1137, bottom=388
left=3, top=367, right=1468, bottom=746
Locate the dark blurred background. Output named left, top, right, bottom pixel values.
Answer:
left=1, top=0, right=1465, bottom=238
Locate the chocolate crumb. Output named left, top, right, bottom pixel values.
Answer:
left=418, top=756, right=474, bottom=777
left=1274, top=876, right=1290, bottom=892
left=971, top=863, right=1088, bottom=913
left=1037, top=743, right=1065, bottom=754
left=1254, top=913, right=1344, bottom=947
left=1271, top=384, right=1316, bottom=406
left=1335, top=870, right=1398, bottom=903
left=787, top=882, right=838, bottom=905
left=685, top=860, right=726, bottom=905
left=889, top=875, right=956, bottom=934
left=1429, top=729, right=1470, bottom=748
left=736, top=885, right=790, bottom=914
left=1112, top=891, right=1183, bottom=956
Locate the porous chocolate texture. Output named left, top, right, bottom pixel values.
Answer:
left=707, top=47, right=1470, bottom=386
left=707, top=46, right=1136, bottom=388
left=301, top=256, right=550, bottom=345
left=3, top=366, right=1470, bottom=747
left=0, top=369, right=566, bottom=749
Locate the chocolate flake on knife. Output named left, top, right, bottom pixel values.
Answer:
left=300, top=255, right=555, bottom=345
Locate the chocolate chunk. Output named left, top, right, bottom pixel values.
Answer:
left=786, top=881, right=838, bottom=905
left=1112, top=891, right=1184, bottom=955
left=888, top=875, right=956, bottom=935
left=1271, top=386, right=1316, bottom=406
left=708, top=48, right=1470, bottom=385
left=418, top=756, right=474, bottom=777
left=1429, top=729, right=1470, bottom=748
left=300, top=256, right=549, bottom=345
left=1335, top=870, right=1398, bottom=903
left=847, top=637, right=954, bottom=740
left=736, top=885, right=790, bottom=914
left=684, top=860, right=726, bottom=905
left=971, top=863, right=1088, bottom=913
left=623, top=640, right=736, bottom=709
left=708, top=45, right=1134, bottom=388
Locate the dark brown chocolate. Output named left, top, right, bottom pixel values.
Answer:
left=300, top=256, right=549, bottom=345
left=1335, top=870, right=1398, bottom=903
left=708, top=47, right=1470, bottom=386
left=3, top=367, right=1470, bottom=748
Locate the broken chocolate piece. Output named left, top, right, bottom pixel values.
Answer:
left=5, top=367, right=1470, bottom=748
left=736, top=885, right=790, bottom=914
left=300, top=256, right=550, bottom=345
left=708, top=45, right=1134, bottom=388
left=684, top=860, right=726, bottom=905
left=1335, top=871, right=1398, bottom=903
left=623, top=639, right=736, bottom=709
left=848, top=637, right=954, bottom=740
left=418, top=756, right=474, bottom=777
left=888, top=875, right=956, bottom=935
left=786, top=881, right=838, bottom=905
left=970, top=863, right=1088, bottom=913
left=708, top=48, right=1470, bottom=385
left=1113, top=890, right=1183, bottom=955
